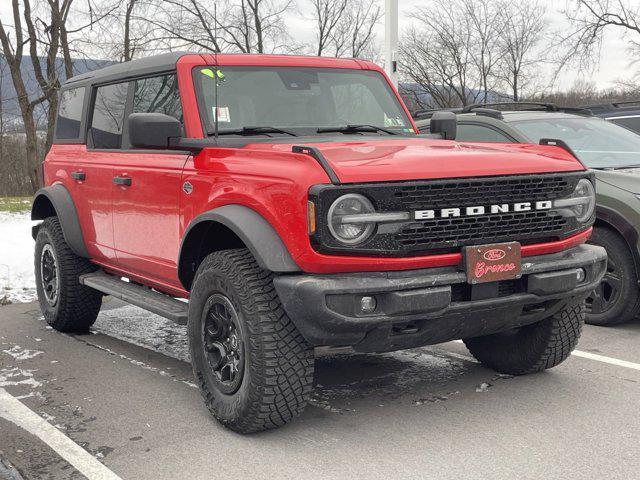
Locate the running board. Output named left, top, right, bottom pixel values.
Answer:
left=79, top=272, right=188, bottom=325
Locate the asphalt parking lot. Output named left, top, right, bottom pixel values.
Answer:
left=1, top=300, right=640, bottom=480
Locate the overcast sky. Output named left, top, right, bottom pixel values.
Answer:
left=0, top=0, right=633, bottom=90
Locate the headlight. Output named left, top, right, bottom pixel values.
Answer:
left=553, top=178, right=595, bottom=223
left=328, top=194, right=376, bottom=244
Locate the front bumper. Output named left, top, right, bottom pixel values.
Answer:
left=273, top=244, right=607, bottom=353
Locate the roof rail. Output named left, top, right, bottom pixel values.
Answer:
left=412, top=107, right=462, bottom=119
left=461, top=102, right=559, bottom=113
left=412, top=106, right=502, bottom=120
left=462, top=102, right=592, bottom=116
left=583, top=100, right=640, bottom=112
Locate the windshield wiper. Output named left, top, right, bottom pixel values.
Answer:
left=317, top=124, right=399, bottom=135
left=215, top=126, right=298, bottom=137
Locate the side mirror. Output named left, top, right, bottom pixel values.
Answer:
left=429, top=111, right=457, bottom=140
left=128, top=113, right=182, bottom=149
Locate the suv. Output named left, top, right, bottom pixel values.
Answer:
left=415, top=103, right=640, bottom=326
left=33, top=55, right=605, bottom=433
left=582, top=100, right=640, bottom=134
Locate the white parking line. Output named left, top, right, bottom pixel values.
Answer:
left=0, top=388, right=123, bottom=480
left=572, top=350, right=640, bottom=371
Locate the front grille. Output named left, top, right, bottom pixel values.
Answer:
left=309, top=171, right=592, bottom=256
left=397, top=210, right=568, bottom=250
left=395, top=176, right=571, bottom=209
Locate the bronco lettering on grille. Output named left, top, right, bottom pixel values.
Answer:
left=413, top=201, right=552, bottom=220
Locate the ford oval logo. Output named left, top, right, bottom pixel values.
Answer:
left=483, top=249, right=506, bottom=261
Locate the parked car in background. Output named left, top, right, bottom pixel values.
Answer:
left=416, top=103, right=640, bottom=326
left=582, top=101, right=640, bottom=134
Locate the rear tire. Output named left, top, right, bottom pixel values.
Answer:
left=188, top=249, right=314, bottom=434
left=464, top=300, right=584, bottom=375
left=34, top=217, right=102, bottom=332
left=585, top=227, right=640, bottom=326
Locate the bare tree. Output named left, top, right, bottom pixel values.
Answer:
left=463, top=0, right=503, bottom=102
left=497, top=0, right=547, bottom=101
left=309, top=0, right=381, bottom=59
left=0, top=0, right=76, bottom=192
left=142, top=0, right=296, bottom=54
left=561, top=0, right=640, bottom=72
left=74, top=0, right=158, bottom=61
left=332, top=0, right=382, bottom=59
left=400, top=1, right=494, bottom=108
left=311, top=0, right=347, bottom=56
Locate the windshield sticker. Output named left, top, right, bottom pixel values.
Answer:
left=201, top=68, right=226, bottom=84
left=214, top=106, right=231, bottom=123
left=201, top=68, right=215, bottom=78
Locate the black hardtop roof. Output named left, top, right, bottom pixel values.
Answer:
left=64, top=51, right=196, bottom=88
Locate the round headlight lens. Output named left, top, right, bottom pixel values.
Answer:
left=327, top=194, right=375, bottom=244
left=572, top=178, right=596, bottom=222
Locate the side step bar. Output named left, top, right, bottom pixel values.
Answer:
left=80, top=272, right=188, bottom=325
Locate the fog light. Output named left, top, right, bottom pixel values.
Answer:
left=360, top=296, right=377, bottom=314
left=576, top=268, right=586, bottom=283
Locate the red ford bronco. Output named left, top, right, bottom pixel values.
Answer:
left=33, top=52, right=606, bottom=433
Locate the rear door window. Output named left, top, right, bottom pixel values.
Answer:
left=55, top=87, right=85, bottom=140
left=133, top=74, right=182, bottom=121
left=90, top=82, right=129, bottom=149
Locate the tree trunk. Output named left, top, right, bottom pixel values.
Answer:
left=22, top=111, right=40, bottom=194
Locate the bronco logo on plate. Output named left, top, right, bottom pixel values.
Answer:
left=464, top=242, right=521, bottom=284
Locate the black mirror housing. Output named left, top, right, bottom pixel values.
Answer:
left=128, top=113, right=182, bottom=149
left=430, top=111, right=457, bottom=140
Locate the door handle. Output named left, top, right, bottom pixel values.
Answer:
left=113, top=176, right=132, bottom=186
left=71, top=171, right=85, bottom=181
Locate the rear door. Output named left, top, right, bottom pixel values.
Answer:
left=111, top=73, right=190, bottom=287
left=60, top=83, right=123, bottom=262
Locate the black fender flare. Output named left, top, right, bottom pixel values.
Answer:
left=31, top=185, right=89, bottom=258
left=178, top=205, right=300, bottom=288
left=595, top=204, right=640, bottom=278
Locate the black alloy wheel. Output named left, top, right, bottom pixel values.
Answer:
left=40, top=243, right=60, bottom=307
left=201, top=294, right=245, bottom=394
left=585, top=256, right=621, bottom=316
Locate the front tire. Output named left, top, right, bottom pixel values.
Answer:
left=188, top=249, right=314, bottom=434
left=463, top=300, right=584, bottom=375
left=34, top=217, right=102, bottom=332
left=585, top=227, right=640, bottom=326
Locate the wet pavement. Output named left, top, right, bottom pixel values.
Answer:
left=1, top=299, right=640, bottom=480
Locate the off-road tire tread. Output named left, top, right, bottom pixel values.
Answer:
left=35, top=217, right=101, bottom=332
left=464, top=301, right=584, bottom=375
left=586, top=226, right=640, bottom=326
left=189, top=249, right=314, bottom=434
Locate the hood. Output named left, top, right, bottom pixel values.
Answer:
left=259, top=138, right=585, bottom=183
left=595, top=168, right=640, bottom=194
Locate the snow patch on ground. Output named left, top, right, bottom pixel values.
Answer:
left=93, top=304, right=190, bottom=362
left=2, top=345, right=44, bottom=360
left=0, top=367, right=42, bottom=389
left=0, top=212, right=36, bottom=303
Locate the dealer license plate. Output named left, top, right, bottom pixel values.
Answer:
left=463, top=242, right=521, bottom=284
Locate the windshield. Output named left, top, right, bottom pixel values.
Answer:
left=510, top=116, right=640, bottom=168
left=193, top=66, right=414, bottom=136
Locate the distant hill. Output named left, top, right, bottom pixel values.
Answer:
left=0, top=55, right=115, bottom=130
left=399, top=82, right=512, bottom=113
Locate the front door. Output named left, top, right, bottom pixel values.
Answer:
left=110, top=73, right=188, bottom=287
left=111, top=152, right=189, bottom=286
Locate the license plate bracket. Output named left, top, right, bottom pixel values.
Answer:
left=463, top=242, right=521, bottom=284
